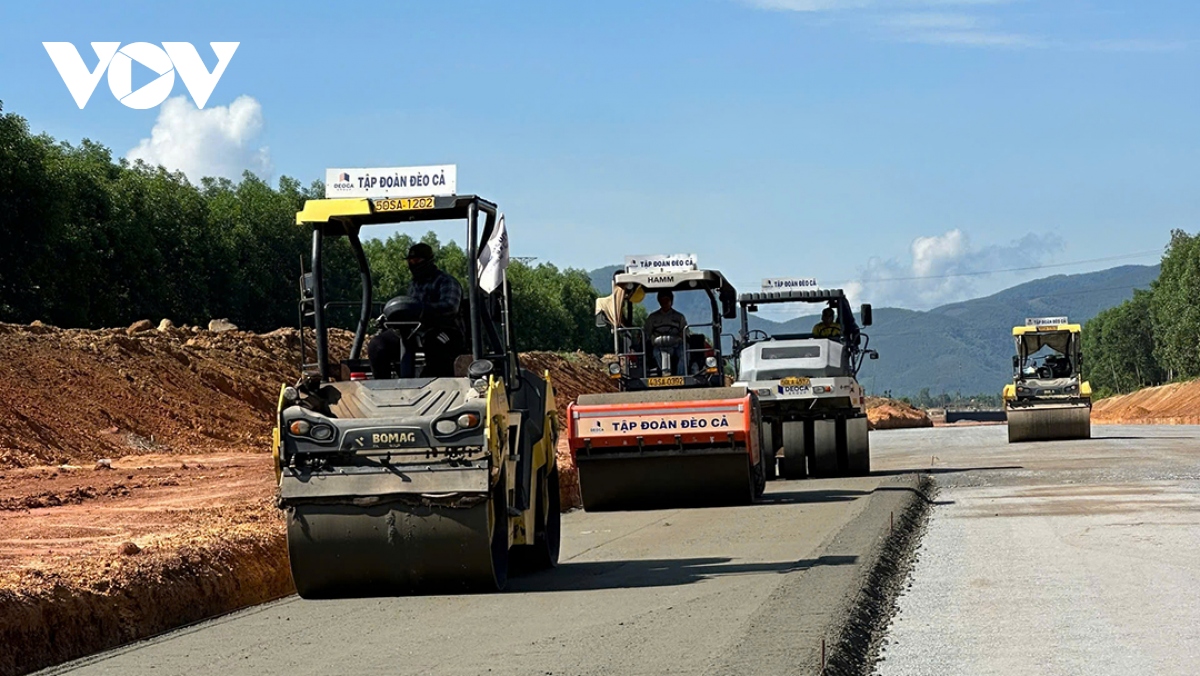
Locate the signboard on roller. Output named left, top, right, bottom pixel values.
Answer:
left=624, top=254, right=698, bottom=274
left=1025, top=317, right=1069, bottom=327
left=324, top=165, right=457, bottom=199
left=762, top=278, right=818, bottom=291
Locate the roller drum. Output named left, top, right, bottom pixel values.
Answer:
left=576, top=450, right=754, bottom=511
left=285, top=492, right=506, bottom=598
left=1006, top=403, right=1092, bottom=443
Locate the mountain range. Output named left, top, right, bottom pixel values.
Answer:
left=589, top=264, right=1160, bottom=396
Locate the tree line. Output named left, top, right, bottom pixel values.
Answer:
left=1083, top=229, right=1200, bottom=397
left=0, top=102, right=606, bottom=354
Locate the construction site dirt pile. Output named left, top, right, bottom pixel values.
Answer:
left=865, top=397, right=934, bottom=430
left=1092, top=379, right=1200, bottom=425
left=0, top=322, right=351, bottom=469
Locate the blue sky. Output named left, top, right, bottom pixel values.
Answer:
left=2, top=0, right=1196, bottom=312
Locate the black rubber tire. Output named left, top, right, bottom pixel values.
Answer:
left=780, top=421, right=809, bottom=480
left=762, top=424, right=778, bottom=482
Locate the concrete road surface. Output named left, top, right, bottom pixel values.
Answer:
left=43, top=471, right=920, bottom=676
left=871, top=424, right=1200, bottom=676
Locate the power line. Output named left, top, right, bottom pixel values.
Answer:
left=835, top=249, right=1161, bottom=286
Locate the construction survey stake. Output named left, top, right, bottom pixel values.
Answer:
left=1026, top=317, right=1069, bottom=327
left=624, top=254, right=698, bottom=274
left=324, top=165, right=457, bottom=199
left=762, top=278, right=818, bottom=291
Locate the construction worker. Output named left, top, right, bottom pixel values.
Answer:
left=368, top=243, right=465, bottom=378
left=644, top=290, right=688, bottom=375
left=812, top=307, right=842, bottom=338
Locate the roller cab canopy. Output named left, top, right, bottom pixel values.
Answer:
left=595, top=257, right=737, bottom=392
left=1012, top=324, right=1082, bottom=354
left=296, top=195, right=498, bottom=233
left=295, top=190, right=513, bottom=387
left=596, top=269, right=738, bottom=329
left=738, top=288, right=867, bottom=346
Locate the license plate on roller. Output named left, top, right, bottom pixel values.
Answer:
left=372, top=196, right=436, bottom=212
left=780, top=376, right=811, bottom=386
left=647, top=376, right=685, bottom=387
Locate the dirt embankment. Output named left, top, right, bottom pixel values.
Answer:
left=865, top=397, right=934, bottom=430
left=1093, top=379, right=1200, bottom=426
left=0, top=321, right=336, bottom=469
left=0, top=322, right=615, bottom=676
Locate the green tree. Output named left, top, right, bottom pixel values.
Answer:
left=1083, top=290, right=1165, bottom=396
left=1150, top=229, right=1200, bottom=380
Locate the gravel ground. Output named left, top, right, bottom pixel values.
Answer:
left=870, top=424, right=1200, bottom=676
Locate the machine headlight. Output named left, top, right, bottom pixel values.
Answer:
left=309, top=424, right=334, bottom=441
left=472, top=378, right=489, bottom=395
left=289, top=420, right=311, bottom=436
left=756, top=388, right=772, bottom=397
left=608, top=362, right=621, bottom=375
left=434, top=419, right=458, bottom=436
left=705, top=356, right=717, bottom=368
left=456, top=413, right=480, bottom=429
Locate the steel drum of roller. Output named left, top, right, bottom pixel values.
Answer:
left=575, top=450, right=754, bottom=512
left=285, top=489, right=507, bottom=598
left=1006, top=403, right=1092, bottom=443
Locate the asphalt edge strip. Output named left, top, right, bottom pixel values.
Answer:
left=824, top=473, right=936, bottom=676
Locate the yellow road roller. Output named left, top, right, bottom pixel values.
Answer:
left=1003, top=317, right=1092, bottom=443
left=274, top=167, right=559, bottom=597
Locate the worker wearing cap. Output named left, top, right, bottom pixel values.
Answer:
left=368, top=243, right=465, bottom=378
left=812, top=307, right=842, bottom=338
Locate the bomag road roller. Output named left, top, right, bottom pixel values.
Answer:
left=566, top=255, right=766, bottom=511
left=273, top=168, right=559, bottom=597
left=1004, top=317, right=1092, bottom=443
left=734, top=284, right=877, bottom=480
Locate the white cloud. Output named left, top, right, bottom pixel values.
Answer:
left=126, top=95, right=271, bottom=183
left=846, top=229, right=1064, bottom=309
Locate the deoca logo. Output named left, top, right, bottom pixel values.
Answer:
left=43, top=42, right=239, bottom=110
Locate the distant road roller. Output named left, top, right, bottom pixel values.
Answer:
left=567, top=255, right=765, bottom=511
left=734, top=285, right=877, bottom=480
left=274, top=168, right=559, bottom=597
left=1003, top=317, right=1092, bottom=443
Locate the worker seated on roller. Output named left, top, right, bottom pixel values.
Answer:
left=368, top=243, right=464, bottom=379
left=1044, top=354, right=1072, bottom=378
left=812, top=307, right=842, bottom=339
left=643, top=290, right=688, bottom=376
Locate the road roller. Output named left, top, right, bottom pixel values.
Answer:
left=1004, top=317, right=1092, bottom=443
left=273, top=168, right=559, bottom=597
left=734, top=285, right=878, bottom=480
left=567, top=256, right=765, bottom=511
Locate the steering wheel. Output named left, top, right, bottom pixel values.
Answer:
left=650, top=324, right=683, bottom=345
left=1036, top=366, right=1053, bottom=379
left=748, top=329, right=769, bottom=342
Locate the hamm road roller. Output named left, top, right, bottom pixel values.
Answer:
left=1004, top=317, right=1092, bottom=443
left=567, top=255, right=766, bottom=511
left=274, top=166, right=559, bottom=597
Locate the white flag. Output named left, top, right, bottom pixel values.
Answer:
left=478, top=213, right=509, bottom=293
